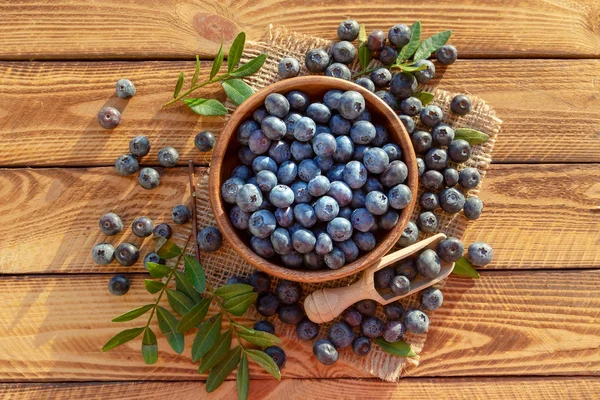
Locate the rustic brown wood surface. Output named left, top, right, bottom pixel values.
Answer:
left=2, top=1, right=599, bottom=398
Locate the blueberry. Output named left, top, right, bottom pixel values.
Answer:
left=309, top=135, right=335, bottom=160
left=143, top=252, right=165, bottom=269
left=332, top=41, right=357, bottom=64
left=338, top=308, right=361, bottom=329
left=417, top=249, right=441, bottom=278
left=153, top=223, right=172, bottom=239
left=411, top=131, right=432, bottom=153
left=362, top=148, right=389, bottom=175
left=291, top=181, right=313, bottom=204
left=292, top=117, right=316, bottom=142
left=237, top=120, right=260, bottom=145
left=339, top=91, right=365, bottom=120
left=353, top=231, right=376, bottom=252
left=381, top=160, right=408, bottom=188
left=355, top=299, right=377, bottom=316
left=421, top=287, right=443, bottom=311
left=390, top=275, right=410, bottom=295
left=349, top=121, right=375, bottom=145
left=306, top=104, right=331, bottom=126
left=277, top=161, right=298, bottom=185
left=306, top=176, right=330, bottom=198
left=348, top=190, right=365, bottom=210
left=254, top=320, right=275, bottom=334
left=314, top=196, right=340, bottom=222
left=338, top=239, right=359, bottom=263
left=98, top=106, right=121, bottom=129
left=248, top=271, right=271, bottom=295
left=420, top=105, right=443, bottom=128
left=330, top=138, right=352, bottom=165
left=398, top=221, right=419, bottom=248
left=326, top=62, right=352, bottom=80
left=136, top=167, right=159, bottom=190
left=261, top=116, right=287, bottom=141
left=384, top=302, right=405, bottom=320
left=352, top=145, right=370, bottom=161
left=355, top=77, right=376, bottom=92
left=340, top=161, right=365, bottom=189
left=367, top=30, right=386, bottom=52
left=326, top=116, right=349, bottom=138
left=425, top=148, right=449, bottom=171
left=448, top=139, right=472, bottom=163
left=99, top=212, right=123, bottom=235
left=249, top=209, right=277, bottom=238
left=254, top=171, right=275, bottom=193
left=404, top=309, right=430, bottom=334
left=422, top=170, right=444, bottom=191
left=351, top=207, right=377, bottom=233
left=387, top=184, right=412, bottom=210
left=227, top=276, right=249, bottom=285
left=432, top=124, right=455, bottom=147
left=314, top=156, right=333, bottom=172
left=108, top=275, right=130, bottom=296
left=316, top=125, right=333, bottom=135
left=265, top=93, right=290, bottom=118
left=327, top=321, right=354, bottom=349
left=129, top=135, right=150, bottom=157
left=443, top=168, right=460, bottom=187
left=305, top=48, right=330, bottom=73
left=417, top=211, right=439, bottom=233
left=379, top=46, right=398, bottom=65
left=313, top=339, right=339, bottom=365
left=374, top=266, right=394, bottom=289
left=248, top=130, right=271, bottom=155
left=115, top=78, right=135, bottom=98
left=464, top=196, right=483, bottom=220
left=228, top=206, right=248, bottom=231
left=315, top=232, right=334, bottom=255
left=420, top=192, right=439, bottom=211
left=440, top=187, right=466, bottom=213
left=303, top=251, right=326, bottom=270
left=459, top=168, right=481, bottom=190
left=388, top=24, right=411, bottom=46
left=379, top=209, right=399, bottom=230
left=194, top=226, right=223, bottom=253
left=364, top=191, right=388, bottom=216
left=370, top=67, right=392, bottom=87
left=382, top=320, right=406, bottom=343
left=91, top=243, right=115, bottom=265
left=337, top=19, right=360, bottom=40
left=390, top=72, right=417, bottom=99
left=294, top=319, right=319, bottom=341
left=451, top=94, right=471, bottom=115
left=115, top=154, right=139, bottom=176
left=284, top=113, right=302, bottom=140
left=194, top=131, right=215, bottom=152
left=436, top=44, right=458, bottom=65
left=437, top=237, right=464, bottom=263
left=157, top=146, right=179, bottom=167
left=324, top=247, right=346, bottom=269
left=253, top=156, right=278, bottom=174
left=400, top=96, right=423, bottom=116
left=238, top=146, right=257, bottom=166
left=327, top=217, right=353, bottom=242
left=348, top=336, right=372, bottom=357
left=279, top=304, right=304, bottom=325
left=355, top=108, right=372, bottom=122
left=361, top=316, right=384, bottom=338
left=399, top=114, right=415, bottom=134
left=115, top=242, right=139, bottom=266
left=281, top=251, right=304, bottom=268
left=253, top=107, right=269, bottom=124
left=298, top=159, right=321, bottom=183
left=468, top=242, right=494, bottom=266
left=285, top=91, right=309, bottom=113
left=275, top=280, right=302, bottom=305
left=256, top=292, right=280, bottom=316
left=294, top=203, right=317, bottom=228
left=265, top=346, right=287, bottom=370
left=413, top=59, right=436, bottom=83
left=236, top=184, right=263, bottom=212
left=278, top=57, right=300, bottom=79
left=375, top=90, right=398, bottom=110
left=172, top=205, right=191, bottom=224
left=292, top=228, right=317, bottom=254
left=221, top=177, right=244, bottom=204
left=327, top=181, right=353, bottom=207
left=339, top=204, right=354, bottom=220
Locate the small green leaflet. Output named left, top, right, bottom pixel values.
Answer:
left=452, top=256, right=480, bottom=279
left=183, top=98, right=228, bottom=116
left=210, top=40, right=224, bottom=79
left=245, top=349, right=281, bottom=380
left=358, top=44, right=371, bottom=71
left=397, top=63, right=427, bottom=72
left=198, top=329, right=233, bottom=373
left=223, top=292, right=258, bottom=316
left=175, top=270, right=201, bottom=303
left=176, top=297, right=212, bottom=333
left=222, top=79, right=254, bottom=106
left=214, top=283, right=254, bottom=300
left=374, top=338, right=417, bottom=357
left=101, top=327, right=144, bottom=352
left=154, top=237, right=182, bottom=259
left=173, top=72, right=184, bottom=99
left=144, top=279, right=165, bottom=294
left=228, top=32, right=246, bottom=73
left=236, top=328, right=280, bottom=348
left=413, top=30, right=452, bottom=61
left=206, top=347, right=242, bottom=393
left=142, top=327, right=158, bottom=365
left=192, top=314, right=222, bottom=362
left=156, top=306, right=185, bottom=354
left=454, top=128, right=490, bottom=145
left=112, top=304, right=154, bottom=323
left=413, top=91, right=435, bottom=106
left=192, top=55, right=201, bottom=86
left=146, top=262, right=171, bottom=279
left=358, top=24, right=367, bottom=47
left=184, top=254, right=206, bottom=293
left=166, top=289, right=195, bottom=317
left=397, top=21, right=421, bottom=62
left=237, top=353, right=249, bottom=400
left=229, top=53, right=267, bottom=78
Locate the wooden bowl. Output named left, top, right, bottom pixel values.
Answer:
left=209, top=76, right=417, bottom=283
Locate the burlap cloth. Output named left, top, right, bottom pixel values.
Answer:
left=192, top=27, right=502, bottom=381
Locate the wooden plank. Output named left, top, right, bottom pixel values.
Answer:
left=1, top=60, right=599, bottom=166
left=1, top=1, right=599, bottom=59
left=2, top=377, right=600, bottom=399
left=0, top=164, right=597, bottom=275
left=0, top=271, right=599, bottom=381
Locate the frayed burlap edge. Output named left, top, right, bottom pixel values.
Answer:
left=190, top=26, right=502, bottom=381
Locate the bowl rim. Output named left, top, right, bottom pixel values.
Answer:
left=209, top=75, right=417, bottom=283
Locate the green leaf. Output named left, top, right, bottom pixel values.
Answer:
left=182, top=98, right=228, bottom=116
left=214, top=283, right=255, bottom=300
left=101, top=327, right=144, bottom=352
left=358, top=44, right=371, bottom=71
left=166, top=289, right=195, bottom=317
left=199, top=329, right=232, bottom=373
left=227, top=32, right=246, bottom=72
left=396, top=63, right=427, bottom=72
left=236, top=328, right=280, bottom=348
left=146, top=262, right=171, bottom=279
left=173, top=72, right=184, bottom=99
left=176, top=297, right=212, bottom=333
left=223, top=292, right=258, bottom=316
left=192, top=55, right=201, bottom=86
left=358, top=24, right=367, bottom=47
left=156, top=306, right=185, bottom=354
left=454, top=128, right=490, bottom=145
left=112, top=304, right=154, bottom=322
left=144, top=279, right=165, bottom=294
left=413, top=30, right=452, bottom=61
left=210, top=40, right=224, bottom=79
left=192, top=314, right=222, bottom=362
left=237, top=353, right=249, bottom=400
left=374, top=338, right=417, bottom=357
left=154, top=237, right=182, bottom=259
left=413, top=91, right=435, bottom=106
left=206, top=347, right=242, bottom=393
left=142, top=327, right=158, bottom=365
left=222, top=79, right=254, bottom=106
left=245, top=349, right=281, bottom=380
left=229, top=53, right=267, bottom=78
left=452, top=256, right=481, bottom=279
left=175, top=270, right=201, bottom=303
left=184, top=254, right=206, bottom=294
left=397, top=21, right=421, bottom=62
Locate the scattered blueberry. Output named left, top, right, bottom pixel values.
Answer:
left=436, top=44, right=458, bottom=65
left=355, top=299, right=377, bottom=316
left=129, top=135, right=150, bottom=157
left=171, top=205, right=191, bottom=225
left=395, top=258, right=418, bottom=280
left=404, top=309, right=430, bottom=334
left=278, top=304, right=304, bottom=325
left=153, top=222, right=172, bottom=239
left=115, top=242, right=139, bottom=266
left=157, top=147, right=179, bottom=168
left=115, top=154, right=139, bottom=176
left=459, top=167, right=481, bottom=190
left=99, top=212, right=123, bottom=236
left=254, top=320, right=275, bottom=334
left=417, top=211, right=439, bottom=233
left=98, top=106, right=121, bottom=129
left=337, top=19, right=360, bottom=41
left=313, top=339, right=339, bottom=365
left=342, top=307, right=363, bottom=327
left=278, top=57, right=300, bottom=79
left=468, top=241, right=494, bottom=266
left=115, top=79, right=136, bottom=98
left=91, top=243, right=115, bottom=265
left=361, top=316, right=384, bottom=338
left=464, top=196, right=483, bottom=220
left=197, top=226, right=223, bottom=252
left=132, top=216, right=154, bottom=237
left=108, top=274, right=130, bottom=295
left=383, top=302, right=405, bottom=320
left=195, top=131, right=215, bottom=152
left=305, top=48, right=330, bottom=73
left=450, top=94, right=472, bottom=115
left=143, top=252, right=165, bottom=269
left=265, top=346, right=287, bottom=370
left=296, top=319, right=319, bottom=340
left=413, top=59, right=436, bottom=83
left=448, top=139, right=472, bottom=163
left=256, top=293, right=280, bottom=317
left=397, top=221, right=419, bottom=248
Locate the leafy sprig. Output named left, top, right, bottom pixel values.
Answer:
left=163, top=32, right=267, bottom=115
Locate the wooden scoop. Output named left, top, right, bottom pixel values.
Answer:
left=303, top=233, right=454, bottom=324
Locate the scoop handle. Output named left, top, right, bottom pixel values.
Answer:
left=303, top=280, right=373, bottom=324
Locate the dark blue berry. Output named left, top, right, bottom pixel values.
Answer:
left=92, top=243, right=115, bottom=265
left=459, top=167, right=481, bottom=190
left=157, top=147, right=179, bottom=168
left=355, top=77, right=375, bottom=92
left=397, top=221, right=419, bottom=248
left=194, top=131, right=215, bottom=152
left=421, top=287, right=443, bottom=311
left=254, top=320, right=275, bottom=334
left=115, top=242, right=139, bottom=266
left=374, top=266, right=394, bottom=289
left=328, top=321, right=355, bottom=348
left=265, top=93, right=290, bottom=118
left=436, top=44, right=458, bottom=65
left=256, top=293, right=279, bottom=317
left=468, top=241, right=493, bottom=266
left=286, top=91, right=310, bottom=112
left=115, top=154, right=139, bottom=176
left=143, top=252, right=165, bottom=269
left=383, top=320, right=406, bottom=343
left=115, top=79, right=135, bottom=98
left=171, top=205, right=191, bottom=225
left=332, top=41, right=356, bottom=64
left=98, top=106, right=121, bottom=129
left=390, top=72, right=417, bottom=99
left=451, top=94, right=471, bottom=115
left=464, top=196, right=483, bottom=220
left=313, top=339, right=339, bottom=365
left=108, top=274, right=130, bottom=295
left=99, top=212, right=123, bottom=236
left=404, top=309, right=430, bottom=334
left=337, top=19, right=360, bottom=41
left=153, top=222, right=172, bottom=239
left=278, top=304, right=304, bottom=325
left=305, top=48, right=330, bottom=73
left=361, top=316, right=384, bottom=338
left=265, top=346, right=286, bottom=370
left=384, top=302, right=404, bottom=320
left=367, top=30, right=386, bottom=52
left=278, top=57, right=300, bottom=79
left=417, top=249, right=441, bottom=278
left=440, top=187, right=466, bottom=213
left=129, top=135, right=150, bottom=157
left=355, top=299, right=377, bottom=316
left=296, top=319, right=319, bottom=340
left=413, top=59, right=435, bottom=83
left=417, top=211, right=439, bottom=233
left=371, top=67, right=392, bottom=87
left=197, top=226, right=223, bottom=252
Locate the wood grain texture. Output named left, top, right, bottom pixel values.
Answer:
left=0, top=164, right=597, bottom=275
left=1, top=0, right=600, bottom=59
left=1, top=60, right=599, bottom=166
left=1, top=271, right=599, bottom=381
left=3, top=377, right=600, bottom=399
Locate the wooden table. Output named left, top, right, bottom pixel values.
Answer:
left=1, top=1, right=599, bottom=398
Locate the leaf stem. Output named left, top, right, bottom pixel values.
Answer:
left=162, top=72, right=231, bottom=108
left=353, top=67, right=378, bottom=78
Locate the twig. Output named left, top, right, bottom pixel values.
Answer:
left=187, top=160, right=201, bottom=261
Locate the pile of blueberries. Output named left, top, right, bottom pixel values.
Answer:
left=223, top=89, right=412, bottom=270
